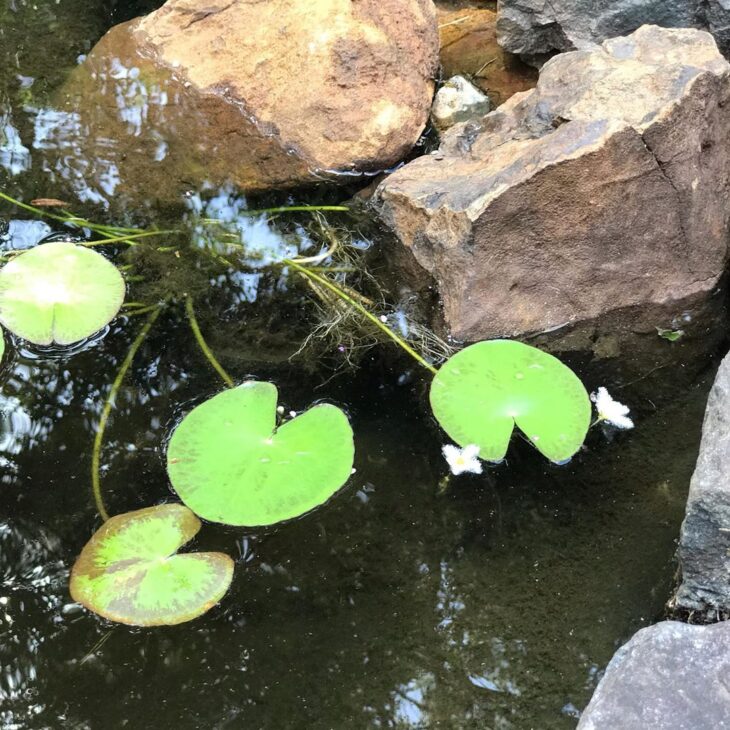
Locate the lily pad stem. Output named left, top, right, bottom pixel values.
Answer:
left=184, top=296, right=235, bottom=388
left=284, top=258, right=438, bottom=375
left=81, top=230, right=179, bottom=247
left=200, top=205, right=349, bottom=224
left=92, top=305, right=163, bottom=521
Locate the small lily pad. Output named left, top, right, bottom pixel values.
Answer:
left=430, top=340, right=591, bottom=463
left=167, top=381, right=354, bottom=526
left=70, top=504, right=234, bottom=627
left=0, top=241, right=125, bottom=345
left=656, top=327, right=684, bottom=342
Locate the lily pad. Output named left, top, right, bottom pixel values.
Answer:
left=167, top=381, right=354, bottom=526
left=656, top=327, right=684, bottom=342
left=430, top=340, right=591, bottom=463
left=0, top=241, right=125, bottom=345
left=70, top=504, right=234, bottom=626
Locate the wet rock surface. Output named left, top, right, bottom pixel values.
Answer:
left=497, top=0, right=730, bottom=64
left=375, top=26, right=730, bottom=342
left=577, top=621, right=730, bottom=729
left=675, top=351, right=730, bottom=619
left=48, top=0, right=439, bottom=204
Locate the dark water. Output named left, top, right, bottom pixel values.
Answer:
left=0, top=2, right=724, bottom=729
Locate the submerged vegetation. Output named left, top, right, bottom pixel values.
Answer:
left=0, top=189, right=629, bottom=626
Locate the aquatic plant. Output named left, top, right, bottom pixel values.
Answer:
left=431, top=340, right=591, bottom=464
left=167, top=381, right=355, bottom=526
left=0, top=189, right=360, bottom=626
left=0, top=188, right=619, bottom=628
left=656, top=327, right=684, bottom=342
left=70, top=504, right=234, bottom=626
left=0, top=241, right=125, bottom=345
left=442, top=444, right=483, bottom=475
left=591, top=387, right=634, bottom=430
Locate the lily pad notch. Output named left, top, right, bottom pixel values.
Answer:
left=167, top=381, right=355, bottom=527
left=70, top=503, right=234, bottom=627
left=430, top=340, right=591, bottom=463
left=0, top=241, right=125, bottom=345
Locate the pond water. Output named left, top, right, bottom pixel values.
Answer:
left=0, top=2, right=725, bottom=729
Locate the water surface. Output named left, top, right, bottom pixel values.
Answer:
left=0, top=2, right=723, bottom=728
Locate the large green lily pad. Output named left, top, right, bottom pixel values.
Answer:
left=430, top=340, right=591, bottom=463
left=0, top=241, right=125, bottom=345
left=70, top=504, right=234, bottom=626
left=167, top=381, right=355, bottom=526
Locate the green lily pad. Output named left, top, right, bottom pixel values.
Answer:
left=0, top=241, right=125, bottom=345
left=167, top=381, right=354, bottom=526
left=430, top=340, right=591, bottom=463
left=656, top=327, right=684, bottom=342
left=70, top=504, right=234, bottom=627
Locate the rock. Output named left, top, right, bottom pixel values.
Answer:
left=675, top=352, right=730, bottom=618
left=431, top=76, right=490, bottom=131
left=46, top=0, right=439, bottom=205
left=496, top=0, right=730, bottom=63
left=375, top=26, right=730, bottom=343
left=577, top=621, right=730, bottom=729
left=437, top=6, right=537, bottom=105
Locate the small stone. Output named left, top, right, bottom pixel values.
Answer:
left=431, top=75, right=491, bottom=131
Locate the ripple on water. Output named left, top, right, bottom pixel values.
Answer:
left=0, top=520, right=68, bottom=728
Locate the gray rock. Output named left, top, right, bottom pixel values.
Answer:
left=675, top=352, right=730, bottom=618
left=496, top=0, right=730, bottom=62
left=375, top=26, right=730, bottom=342
left=578, top=621, right=730, bottom=729
left=431, top=76, right=491, bottom=132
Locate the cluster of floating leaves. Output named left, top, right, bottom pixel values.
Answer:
left=0, top=204, right=610, bottom=629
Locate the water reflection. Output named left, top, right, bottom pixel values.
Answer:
left=0, top=108, right=30, bottom=177
left=0, top=220, right=52, bottom=250
left=186, top=186, right=309, bottom=269
left=0, top=520, right=67, bottom=730
left=33, top=107, right=121, bottom=207
left=391, top=672, right=436, bottom=728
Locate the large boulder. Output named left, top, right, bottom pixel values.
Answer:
left=577, top=621, right=730, bottom=729
left=496, top=0, right=730, bottom=63
left=675, top=351, right=730, bottom=618
left=44, top=0, right=438, bottom=205
left=375, top=26, right=730, bottom=343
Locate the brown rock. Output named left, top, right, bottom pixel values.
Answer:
left=376, top=26, right=730, bottom=342
left=437, top=6, right=536, bottom=106
left=47, top=0, right=438, bottom=205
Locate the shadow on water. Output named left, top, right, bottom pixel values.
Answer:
left=0, top=1, right=725, bottom=729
